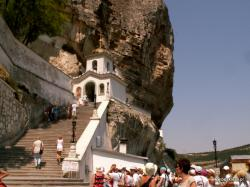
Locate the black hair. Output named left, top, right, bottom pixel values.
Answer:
left=177, top=158, right=191, bottom=174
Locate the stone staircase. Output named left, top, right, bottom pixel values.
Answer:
left=0, top=105, right=95, bottom=186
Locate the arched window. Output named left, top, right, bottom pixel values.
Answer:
left=92, top=60, right=97, bottom=71
left=75, top=87, right=82, bottom=98
left=99, top=84, right=105, bottom=95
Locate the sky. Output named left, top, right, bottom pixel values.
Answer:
left=162, top=0, right=250, bottom=153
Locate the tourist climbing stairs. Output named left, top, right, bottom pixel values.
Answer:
left=0, top=104, right=96, bottom=186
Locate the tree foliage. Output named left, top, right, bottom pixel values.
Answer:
left=0, top=0, right=68, bottom=45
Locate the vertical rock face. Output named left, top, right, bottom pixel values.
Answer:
left=69, top=0, right=174, bottom=127
left=107, top=100, right=166, bottom=162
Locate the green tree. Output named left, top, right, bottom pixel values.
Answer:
left=0, top=0, right=68, bottom=45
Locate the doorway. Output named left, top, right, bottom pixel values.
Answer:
left=85, top=82, right=95, bottom=102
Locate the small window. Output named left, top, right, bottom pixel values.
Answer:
left=113, top=64, right=116, bottom=71
left=99, top=84, right=105, bottom=95
left=106, top=82, right=109, bottom=93
left=92, top=60, right=97, bottom=71
left=107, top=62, right=110, bottom=72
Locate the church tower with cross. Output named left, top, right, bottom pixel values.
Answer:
left=72, top=35, right=126, bottom=104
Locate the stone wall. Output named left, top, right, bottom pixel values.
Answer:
left=0, top=17, right=74, bottom=105
left=0, top=79, right=28, bottom=146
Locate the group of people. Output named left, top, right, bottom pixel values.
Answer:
left=91, top=158, right=250, bottom=187
left=44, top=104, right=61, bottom=122
left=32, top=136, right=64, bottom=169
left=35, top=102, right=79, bottom=168
left=174, top=158, right=250, bottom=187
left=44, top=101, right=79, bottom=122
left=91, top=162, right=175, bottom=187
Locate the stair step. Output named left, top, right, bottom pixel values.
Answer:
left=0, top=106, right=94, bottom=185
left=3, top=177, right=89, bottom=187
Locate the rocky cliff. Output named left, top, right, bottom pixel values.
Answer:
left=34, top=0, right=174, bottom=128
left=28, top=0, right=174, bottom=162
left=107, top=100, right=167, bottom=163
left=74, top=0, right=173, bottom=127
left=0, top=0, right=175, bottom=162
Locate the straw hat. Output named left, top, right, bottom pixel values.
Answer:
left=236, top=170, right=247, bottom=178
left=207, top=169, right=215, bottom=175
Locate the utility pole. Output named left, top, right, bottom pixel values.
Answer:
left=71, top=119, right=76, bottom=143
left=213, top=139, right=218, bottom=167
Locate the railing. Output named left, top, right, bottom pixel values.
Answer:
left=63, top=100, right=110, bottom=181
left=62, top=98, right=151, bottom=181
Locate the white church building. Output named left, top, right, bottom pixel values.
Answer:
left=72, top=50, right=127, bottom=104
left=64, top=50, right=148, bottom=181
left=63, top=49, right=150, bottom=181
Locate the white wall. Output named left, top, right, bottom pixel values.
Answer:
left=93, top=149, right=147, bottom=173
left=0, top=17, right=74, bottom=105
left=72, top=76, right=110, bottom=103
left=104, top=56, right=114, bottom=73
left=232, top=163, right=248, bottom=172
left=86, top=55, right=113, bottom=74
left=73, top=76, right=126, bottom=103
left=110, top=79, right=126, bottom=102
left=75, top=101, right=111, bottom=181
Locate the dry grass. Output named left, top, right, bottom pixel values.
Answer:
left=0, top=64, right=10, bottom=81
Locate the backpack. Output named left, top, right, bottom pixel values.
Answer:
left=141, top=176, right=153, bottom=187
left=118, top=173, right=125, bottom=187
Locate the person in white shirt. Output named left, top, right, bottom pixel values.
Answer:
left=32, top=137, right=44, bottom=169
left=108, top=169, right=122, bottom=187
left=72, top=103, right=78, bottom=118
left=124, top=170, right=134, bottom=187
left=194, top=166, right=209, bottom=187
left=130, top=166, right=140, bottom=186
left=56, top=136, right=63, bottom=164
left=157, top=166, right=169, bottom=187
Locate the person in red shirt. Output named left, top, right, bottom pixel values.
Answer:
left=0, top=170, right=9, bottom=187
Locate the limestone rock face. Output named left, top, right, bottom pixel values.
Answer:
left=69, top=0, right=174, bottom=127
left=107, top=100, right=166, bottom=163
left=49, top=50, right=83, bottom=77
